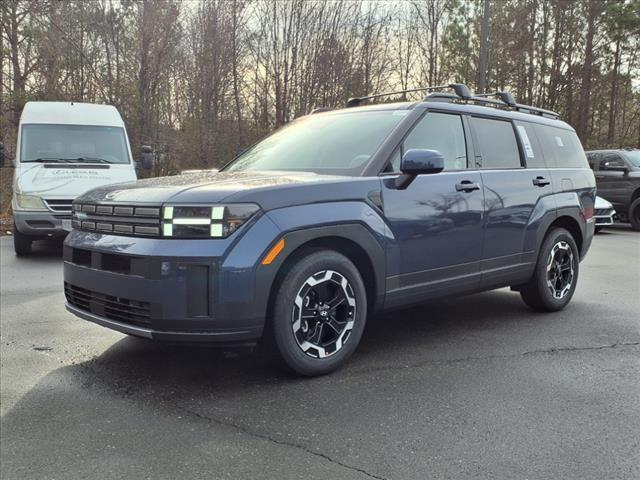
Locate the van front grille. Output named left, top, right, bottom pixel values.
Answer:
left=45, top=199, right=74, bottom=214
left=72, top=203, right=161, bottom=237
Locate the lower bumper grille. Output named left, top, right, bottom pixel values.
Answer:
left=64, top=282, right=152, bottom=326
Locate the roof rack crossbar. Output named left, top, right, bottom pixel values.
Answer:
left=346, top=83, right=471, bottom=107
left=474, top=91, right=559, bottom=119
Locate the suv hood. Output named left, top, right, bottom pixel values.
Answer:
left=77, top=170, right=351, bottom=205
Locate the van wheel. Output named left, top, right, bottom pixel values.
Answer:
left=13, top=224, right=33, bottom=256
left=519, top=227, right=579, bottom=312
left=629, top=198, right=640, bottom=231
left=271, top=249, right=367, bottom=376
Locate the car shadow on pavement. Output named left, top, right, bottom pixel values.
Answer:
left=23, top=289, right=535, bottom=401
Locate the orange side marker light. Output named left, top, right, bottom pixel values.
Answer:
left=262, top=238, right=285, bottom=265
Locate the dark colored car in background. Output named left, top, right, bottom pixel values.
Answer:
left=586, top=149, right=640, bottom=231
left=63, top=84, right=596, bottom=376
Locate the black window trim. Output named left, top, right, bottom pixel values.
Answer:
left=377, top=108, right=474, bottom=176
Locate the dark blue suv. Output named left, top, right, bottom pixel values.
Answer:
left=64, top=85, right=596, bottom=375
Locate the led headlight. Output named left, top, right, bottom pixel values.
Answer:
left=14, top=193, right=48, bottom=211
left=161, top=204, right=259, bottom=238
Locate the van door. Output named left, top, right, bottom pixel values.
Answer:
left=382, top=111, right=485, bottom=308
left=469, top=116, right=549, bottom=287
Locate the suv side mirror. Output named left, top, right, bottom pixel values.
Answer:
left=395, top=149, right=445, bottom=189
left=140, top=145, right=154, bottom=170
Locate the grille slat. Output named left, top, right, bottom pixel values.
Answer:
left=65, top=283, right=152, bottom=325
left=44, top=198, right=74, bottom=214
left=73, top=203, right=161, bottom=237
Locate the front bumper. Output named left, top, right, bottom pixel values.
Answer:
left=62, top=214, right=283, bottom=343
left=13, top=210, right=71, bottom=236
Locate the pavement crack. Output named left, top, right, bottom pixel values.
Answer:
left=352, top=340, right=640, bottom=375
left=172, top=402, right=388, bottom=480
left=521, top=341, right=640, bottom=356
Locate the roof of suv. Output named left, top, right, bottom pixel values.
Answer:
left=326, top=99, right=574, bottom=131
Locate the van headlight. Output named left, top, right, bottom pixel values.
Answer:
left=15, top=194, right=48, bottom=211
left=161, top=204, right=259, bottom=238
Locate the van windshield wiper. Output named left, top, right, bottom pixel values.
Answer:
left=23, top=157, right=78, bottom=163
left=74, top=157, right=111, bottom=164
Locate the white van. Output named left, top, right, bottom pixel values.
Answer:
left=10, top=102, right=142, bottom=255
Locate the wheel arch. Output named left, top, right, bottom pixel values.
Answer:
left=549, top=215, right=583, bottom=255
left=259, top=224, right=386, bottom=325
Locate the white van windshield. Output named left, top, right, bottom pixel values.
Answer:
left=20, top=124, right=130, bottom=164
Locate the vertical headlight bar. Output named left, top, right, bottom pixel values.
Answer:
left=161, top=204, right=258, bottom=238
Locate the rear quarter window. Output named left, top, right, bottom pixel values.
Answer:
left=534, top=125, right=588, bottom=168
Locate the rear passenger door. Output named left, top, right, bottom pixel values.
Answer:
left=469, top=116, right=550, bottom=287
left=382, top=111, right=485, bottom=308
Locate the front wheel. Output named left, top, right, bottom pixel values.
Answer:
left=271, top=249, right=367, bottom=376
left=519, top=227, right=579, bottom=312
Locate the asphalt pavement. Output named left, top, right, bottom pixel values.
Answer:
left=1, top=227, right=639, bottom=480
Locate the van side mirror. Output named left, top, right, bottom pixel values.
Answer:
left=395, top=149, right=445, bottom=189
left=140, top=145, right=154, bottom=170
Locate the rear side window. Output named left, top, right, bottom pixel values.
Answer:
left=470, top=117, right=521, bottom=169
left=514, top=121, right=546, bottom=168
left=400, top=112, right=468, bottom=171
left=534, top=125, right=588, bottom=168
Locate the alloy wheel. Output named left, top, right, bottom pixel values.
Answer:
left=546, top=241, right=574, bottom=299
left=291, top=270, right=356, bottom=358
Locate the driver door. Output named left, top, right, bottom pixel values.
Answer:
left=381, top=111, right=485, bottom=308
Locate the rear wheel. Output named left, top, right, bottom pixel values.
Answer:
left=519, top=227, right=579, bottom=312
left=594, top=226, right=603, bottom=234
left=271, top=249, right=367, bottom=376
left=629, top=198, right=640, bottom=231
left=13, top=224, right=33, bottom=256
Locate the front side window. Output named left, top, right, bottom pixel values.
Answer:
left=600, top=153, right=625, bottom=170
left=223, top=110, right=407, bottom=175
left=20, top=124, right=130, bottom=164
left=387, top=112, right=467, bottom=172
left=470, top=117, right=521, bottom=169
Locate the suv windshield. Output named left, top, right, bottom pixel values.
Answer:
left=20, top=124, right=130, bottom=164
left=624, top=150, right=640, bottom=167
left=223, top=110, right=408, bottom=175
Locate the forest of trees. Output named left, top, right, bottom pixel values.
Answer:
left=1, top=0, right=640, bottom=180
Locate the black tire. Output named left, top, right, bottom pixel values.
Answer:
left=629, top=197, right=640, bottom=231
left=594, top=226, right=602, bottom=234
left=271, top=249, right=367, bottom=376
left=520, top=227, right=579, bottom=312
left=13, top=224, right=33, bottom=256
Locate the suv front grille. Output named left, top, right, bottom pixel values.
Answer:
left=44, top=198, right=74, bottom=214
left=72, top=203, right=161, bottom=237
left=65, top=282, right=152, bottom=326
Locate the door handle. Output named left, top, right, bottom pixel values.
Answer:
left=455, top=181, right=480, bottom=192
left=532, top=176, right=550, bottom=187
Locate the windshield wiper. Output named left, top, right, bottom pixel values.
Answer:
left=74, top=157, right=111, bottom=164
left=23, top=157, right=78, bottom=163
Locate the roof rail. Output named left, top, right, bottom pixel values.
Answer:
left=474, top=91, right=559, bottom=119
left=346, top=83, right=472, bottom=108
